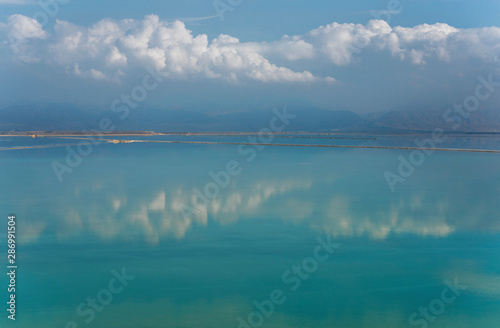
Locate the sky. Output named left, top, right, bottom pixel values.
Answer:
left=0, top=0, right=499, bottom=114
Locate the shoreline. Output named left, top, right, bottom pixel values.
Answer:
left=2, top=131, right=500, bottom=137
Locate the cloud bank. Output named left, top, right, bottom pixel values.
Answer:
left=1, top=14, right=499, bottom=85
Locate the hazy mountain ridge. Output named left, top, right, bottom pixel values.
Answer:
left=367, top=107, right=500, bottom=132
left=0, top=103, right=499, bottom=132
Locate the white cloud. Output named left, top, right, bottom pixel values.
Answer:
left=71, top=63, right=119, bottom=82
left=43, top=14, right=318, bottom=83
left=4, top=14, right=45, bottom=41
left=257, top=35, right=315, bottom=61
left=0, top=14, right=46, bottom=62
left=106, top=46, right=127, bottom=67
left=261, top=19, right=500, bottom=67
left=306, top=20, right=393, bottom=65
left=2, top=15, right=500, bottom=83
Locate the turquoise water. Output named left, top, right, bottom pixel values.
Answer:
left=1, top=136, right=500, bottom=327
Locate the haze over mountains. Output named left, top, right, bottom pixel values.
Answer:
left=0, top=103, right=499, bottom=133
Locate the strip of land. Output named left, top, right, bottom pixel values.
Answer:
left=2, top=136, right=500, bottom=154
left=1, top=131, right=500, bottom=138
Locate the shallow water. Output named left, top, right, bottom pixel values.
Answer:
left=1, top=135, right=499, bottom=327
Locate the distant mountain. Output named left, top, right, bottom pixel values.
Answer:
left=0, top=103, right=99, bottom=131
left=0, top=102, right=499, bottom=132
left=0, top=104, right=367, bottom=132
left=366, top=107, right=500, bottom=132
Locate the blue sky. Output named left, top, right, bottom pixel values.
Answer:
left=0, top=0, right=499, bottom=114
left=3, top=0, right=500, bottom=37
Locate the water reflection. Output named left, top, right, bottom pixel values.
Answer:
left=1, top=143, right=500, bottom=328
left=3, top=143, right=499, bottom=245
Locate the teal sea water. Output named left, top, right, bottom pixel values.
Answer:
left=1, top=134, right=500, bottom=327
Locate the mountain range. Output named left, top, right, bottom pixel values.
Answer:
left=1, top=103, right=499, bottom=133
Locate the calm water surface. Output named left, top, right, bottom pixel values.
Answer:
left=1, top=135, right=499, bottom=327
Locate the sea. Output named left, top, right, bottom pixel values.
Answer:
left=0, top=133, right=499, bottom=327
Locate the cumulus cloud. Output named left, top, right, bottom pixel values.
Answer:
left=18, top=14, right=319, bottom=83
left=3, top=14, right=45, bottom=41
left=307, top=20, right=393, bottom=65
left=281, top=19, right=499, bottom=66
left=0, top=14, right=46, bottom=62
left=2, top=14, right=500, bottom=83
